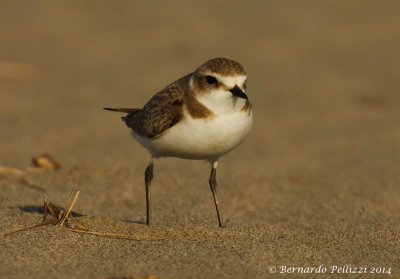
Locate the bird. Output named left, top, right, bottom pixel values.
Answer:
left=104, top=57, right=253, bottom=227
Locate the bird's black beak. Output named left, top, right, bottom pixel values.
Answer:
left=230, top=85, right=248, bottom=99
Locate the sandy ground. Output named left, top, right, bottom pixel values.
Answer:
left=1, top=1, right=400, bottom=278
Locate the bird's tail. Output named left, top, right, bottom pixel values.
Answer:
left=103, top=107, right=141, bottom=113
left=104, top=107, right=141, bottom=123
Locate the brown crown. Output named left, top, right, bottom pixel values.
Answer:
left=195, top=58, right=246, bottom=76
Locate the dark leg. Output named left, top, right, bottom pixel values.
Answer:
left=209, top=161, right=224, bottom=228
left=145, top=159, right=154, bottom=225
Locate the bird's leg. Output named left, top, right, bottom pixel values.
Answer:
left=145, top=159, right=154, bottom=225
left=209, top=161, right=224, bottom=228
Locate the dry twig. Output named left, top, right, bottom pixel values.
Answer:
left=3, top=189, right=163, bottom=241
left=58, top=189, right=80, bottom=226
left=3, top=219, right=58, bottom=236
left=68, top=229, right=165, bottom=240
left=43, top=193, right=48, bottom=222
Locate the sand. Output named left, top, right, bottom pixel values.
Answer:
left=1, top=1, right=399, bottom=278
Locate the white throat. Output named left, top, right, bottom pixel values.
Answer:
left=196, top=89, right=246, bottom=115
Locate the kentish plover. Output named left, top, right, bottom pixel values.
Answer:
left=104, top=58, right=253, bottom=227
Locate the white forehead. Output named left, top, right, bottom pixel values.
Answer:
left=213, top=73, right=247, bottom=89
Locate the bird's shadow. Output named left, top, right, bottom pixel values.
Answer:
left=19, top=205, right=86, bottom=217
left=19, top=205, right=145, bottom=224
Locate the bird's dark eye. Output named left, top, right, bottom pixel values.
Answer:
left=206, top=75, right=218, bottom=85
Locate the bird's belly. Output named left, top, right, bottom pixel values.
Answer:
left=132, top=110, right=253, bottom=160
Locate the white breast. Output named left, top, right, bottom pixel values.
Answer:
left=132, top=95, right=253, bottom=161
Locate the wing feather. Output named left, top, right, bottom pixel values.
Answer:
left=124, top=75, right=190, bottom=138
